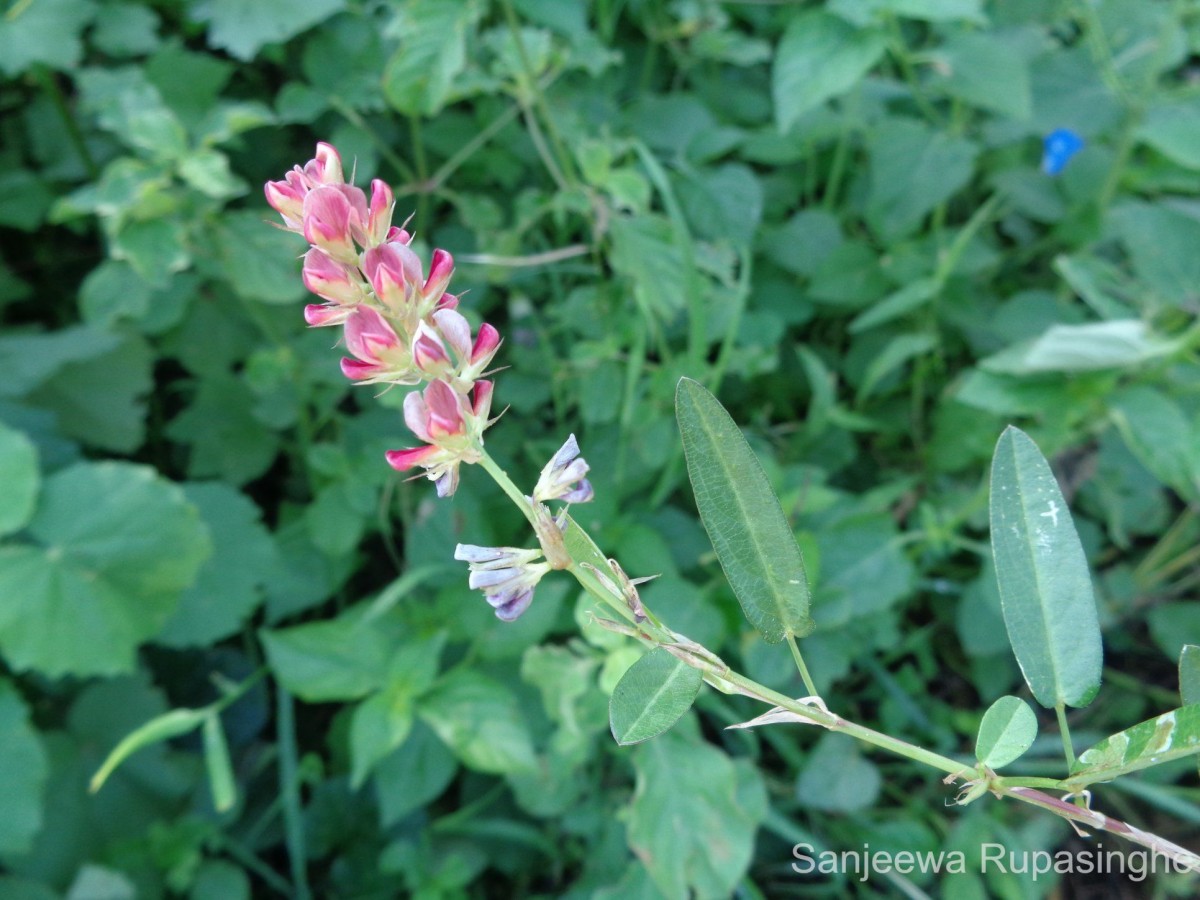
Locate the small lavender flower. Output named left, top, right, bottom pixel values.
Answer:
left=454, top=544, right=550, bottom=621
left=533, top=434, right=593, bottom=504
left=1042, top=128, right=1084, bottom=176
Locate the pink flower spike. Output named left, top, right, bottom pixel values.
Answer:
left=302, top=247, right=364, bottom=305
left=303, top=186, right=358, bottom=264
left=425, top=379, right=464, bottom=438
left=366, top=179, right=394, bottom=247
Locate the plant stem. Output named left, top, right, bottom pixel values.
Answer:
left=276, top=686, right=312, bottom=900
left=786, top=633, right=819, bottom=698
left=1056, top=703, right=1077, bottom=771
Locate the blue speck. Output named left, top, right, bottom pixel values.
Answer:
left=1042, top=128, right=1084, bottom=176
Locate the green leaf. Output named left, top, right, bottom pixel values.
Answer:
left=627, top=730, right=767, bottom=898
left=89, top=707, right=208, bottom=794
left=772, top=11, right=886, bottom=132
left=989, top=427, right=1102, bottom=709
left=418, top=670, right=535, bottom=775
left=1109, top=386, right=1200, bottom=503
left=796, top=733, right=881, bottom=812
left=0, top=421, right=38, bottom=537
left=167, top=374, right=281, bottom=486
left=866, top=118, right=978, bottom=240
left=202, top=713, right=236, bottom=812
left=975, top=696, right=1038, bottom=769
left=0, top=0, right=98, bottom=75
left=1111, top=202, right=1200, bottom=308
left=1068, top=704, right=1200, bottom=786
left=212, top=211, right=308, bottom=306
left=381, top=0, right=482, bottom=116
left=156, top=483, right=277, bottom=647
left=373, top=721, right=457, bottom=826
left=829, top=0, right=985, bottom=24
left=849, top=277, right=939, bottom=333
left=609, top=213, right=690, bottom=319
left=980, top=321, right=1174, bottom=375
left=1136, top=101, right=1200, bottom=169
left=609, top=648, right=702, bottom=746
left=1181, top=646, right=1200, bottom=706
left=675, top=377, right=814, bottom=642
left=0, top=325, right=122, bottom=399
left=931, top=32, right=1032, bottom=119
left=0, top=463, right=211, bottom=677
left=0, top=680, right=48, bottom=854
left=25, top=334, right=153, bottom=453
left=350, top=685, right=415, bottom=790
left=261, top=609, right=398, bottom=702
left=190, top=0, right=347, bottom=61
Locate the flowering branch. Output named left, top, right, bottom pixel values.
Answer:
left=267, top=143, right=1200, bottom=876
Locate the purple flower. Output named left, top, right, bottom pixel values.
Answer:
left=454, top=544, right=550, bottom=621
left=1042, top=128, right=1084, bottom=176
left=533, top=434, right=593, bottom=504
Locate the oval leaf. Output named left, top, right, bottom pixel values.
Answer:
left=1068, top=704, right=1200, bottom=786
left=610, top=648, right=702, bottom=746
left=989, top=426, right=1102, bottom=708
left=975, top=695, right=1038, bottom=769
left=675, top=378, right=814, bottom=643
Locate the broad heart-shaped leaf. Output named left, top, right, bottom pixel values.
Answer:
left=1067, top=704, right=1200, bottom=787
left=772, top=11, right=886, bottom=132
left=609, top=648, right=702, bottom=745
left=989, top=427, right=1102, bottom=709
left=975, top=696, right=1038, bottom=769
left=0, top=462, right=211, bottom=678
left=676, top=378, right=814, bottom=642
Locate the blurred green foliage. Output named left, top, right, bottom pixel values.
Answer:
left=2, top=0, right=1200, bottom=896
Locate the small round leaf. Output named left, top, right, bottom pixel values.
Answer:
left=976, top=695, right=1038, bottom=769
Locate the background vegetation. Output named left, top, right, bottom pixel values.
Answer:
left=2, top=0, right=1199, bottom=896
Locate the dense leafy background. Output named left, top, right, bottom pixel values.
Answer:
left=2, top=0, right=1200, bottom=896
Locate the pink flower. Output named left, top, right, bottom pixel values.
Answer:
left=363, top=239, right=424, bottom=315
left=303, top=185, right=367, bottom=265
left=411, top=309, right=502, bottom=385
left=362, top=241, right=459, bottom=330
left=302, top=248, right=367, bottom=310
left=364, top=179, right=394, bottom=248
left=385, top=380, right=494, bottom=497
left=340, top=306, right=417, bottom=384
